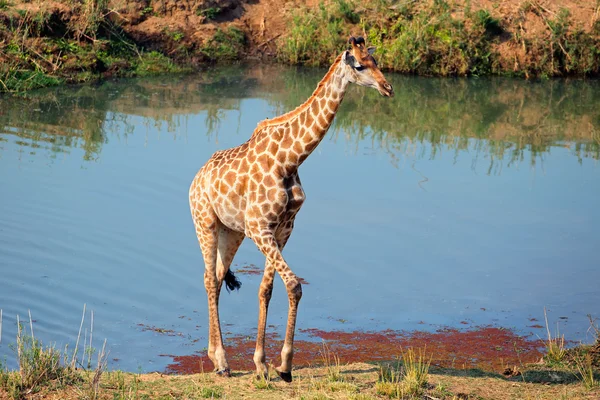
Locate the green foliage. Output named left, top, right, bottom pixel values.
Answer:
left=253, top=375, right=274, bottom=390
left=199, top=385, right=223, bottom=397
left=400, top=347, right=430, bottom=397
left=543, top=308, right=567, bottom=367
left=0, top=0, right=11, bottom=10
left=473, top=9, right=503, bottom=36
left=201, top=27, right=246, bottom=61
left=374, top=349, right=430, bottom=398
left=197, top=6, right=222, bottom=20
left=141, top=6, right=154, bottom=16
left=0, top=68, right=62, bottom=92
left=0, top=325, right=80, bottom=399
left=575, top=354, right=598, bottom=390
left=54, top=38, right=81, bottom=54
left=166, top=29, right=184, bottom=42
left=335, top=0, right=360, bottom=24
left=134, top=51, right=184, bottom=76
left=279, top=0, right=600, bottom=77
left=277, top=1, right=347, bottom=66
left=278, top=0, right=501, bottom=75
left=375, top=363, right=401, bottom=397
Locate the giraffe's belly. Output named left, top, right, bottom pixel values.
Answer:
left=214, top=201, right=246, bottom=233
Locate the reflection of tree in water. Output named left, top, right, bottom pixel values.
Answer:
left=269, top=68, right=600, bottom=172
left=0, top=85, right=133, bottom=161
left=1, top=67, right=599, bottom=170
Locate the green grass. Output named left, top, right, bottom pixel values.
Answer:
left=197, top=6, right=222, bottom=20
left=373, top=348, right=431, bottom=399
left=575, top=354, right=598, bottom=390
left=375, top=363, right=402, bottom=398
left=0, top=68, right=62, bottom=92
left=543, top=308, right=567, bottom=366
left=253, top=374, right=275, bottom=390
left=0, top=1, right=189, bottom=93
left=320, top=342, right=343, bottom=383
left=201, top=27, right=246, bottom=61
left=400, top=347, right=430, bottom=397
left=0, top=318, right=80, bottom=399
left=277, top=0, right=600, bottom=77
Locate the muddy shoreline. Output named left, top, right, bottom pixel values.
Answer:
left=163, top=325, right=546, bottom=375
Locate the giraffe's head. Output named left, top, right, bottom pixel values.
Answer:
left=342, top=36, right=394, bottom=98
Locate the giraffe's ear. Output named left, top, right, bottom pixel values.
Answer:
left=367, top=46, right=376, bottom=55
left=343, top=50, right=356, bottom=66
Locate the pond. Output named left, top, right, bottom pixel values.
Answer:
left=0, top=66, right=599, bottom=373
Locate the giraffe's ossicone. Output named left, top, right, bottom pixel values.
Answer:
left=188, top=35, right=393, bottom=382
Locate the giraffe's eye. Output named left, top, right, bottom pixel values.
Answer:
left=354, top=65, right=366, bottom=72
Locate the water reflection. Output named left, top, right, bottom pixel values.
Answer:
left=1, top=68, right=599, bottom=373
left=1, top=67, right=599, bottom=170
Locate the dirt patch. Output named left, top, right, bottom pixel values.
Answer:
left=164, top=325, right=544, bottom=374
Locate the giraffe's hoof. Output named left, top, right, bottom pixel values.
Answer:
left=216, top=368, right=231, bottom=377
left=255, top=371, right=269, bottom=381
left=276, top=369, right=293, bottom=383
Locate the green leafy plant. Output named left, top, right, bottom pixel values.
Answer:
left=201, top=27, right=246, bottom=61
left=197, top=6, right=222, bottom=20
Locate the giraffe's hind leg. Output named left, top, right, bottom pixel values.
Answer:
left=253, top=226, right=293, bottom=379
left=192, top=204, right=243, bottom=376
left=216, top=225, right=245, bottom=291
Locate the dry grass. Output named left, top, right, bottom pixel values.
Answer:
left=400, top=347, right=431, bottom=397
left=543, top=307, right=567, bottom=365
left=575, top=353, right=598, bottom=390
left=0, top=309, right=598, bottom=399
left=1, top=359, right=599, bottom=399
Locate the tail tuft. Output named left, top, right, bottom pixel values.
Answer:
left=224, top=269, right=242, bottom=293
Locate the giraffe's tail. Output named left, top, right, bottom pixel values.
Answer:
left=224, top=269, right=242, bottom=292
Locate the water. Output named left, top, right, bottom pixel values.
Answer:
left=0, top=67, right=599, bottom=372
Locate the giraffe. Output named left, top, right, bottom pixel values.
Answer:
left=188, top=36, right=394, bottom=382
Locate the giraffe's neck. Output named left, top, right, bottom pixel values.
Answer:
left=296, top=57, right=349, bottom=156
left=253, top=54, right=349, bottom=174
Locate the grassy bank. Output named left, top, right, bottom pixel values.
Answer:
left=0, top=0, right=248, bottom=92
left=0, top=310, right=599, bottom=399
left=277, top=0, right=600, bottom=77
left=0, top=0, right=186, bottom=92
left=1, top=0, right=600, bottom=93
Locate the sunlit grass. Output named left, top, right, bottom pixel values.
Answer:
left=543, top=307, right=567, bottom=366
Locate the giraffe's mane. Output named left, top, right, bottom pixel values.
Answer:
left=251, top=53, right=344, bottom=136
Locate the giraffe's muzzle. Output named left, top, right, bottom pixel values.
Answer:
left=381, top=82, right=394, bottom=97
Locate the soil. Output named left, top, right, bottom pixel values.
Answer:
left=111, top=0, right=600, bottom=64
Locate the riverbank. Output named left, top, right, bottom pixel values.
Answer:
left=0, top=329, right=598, bottom=399
left=1, top=0, right=599, bottom=92
left=1, top=361, right=599, bottom=399
left=1, top=315, right=599, bottom=399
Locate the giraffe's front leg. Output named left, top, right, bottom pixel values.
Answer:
left=253, top=261, right=275, bottom=378
left=276, top=270, right=302, bottom=382
left=251, top=233, right=302, bottom=382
